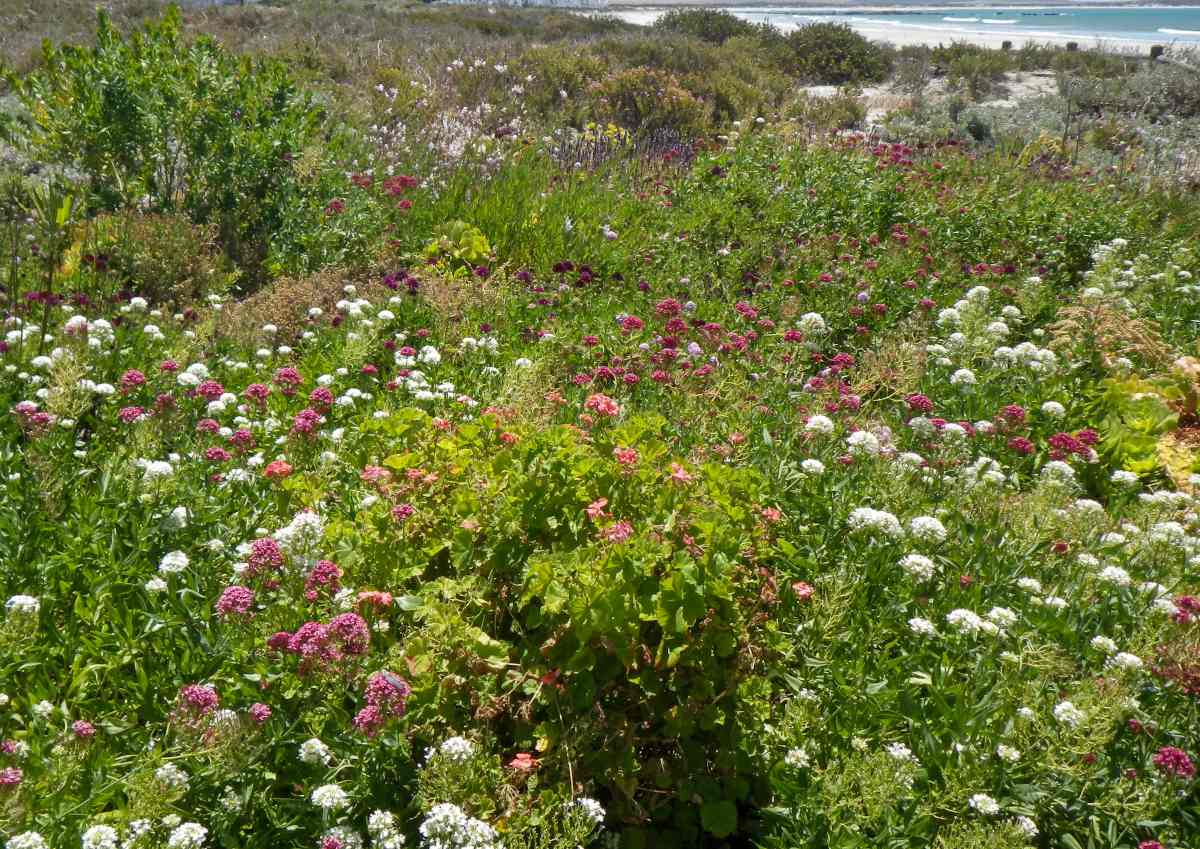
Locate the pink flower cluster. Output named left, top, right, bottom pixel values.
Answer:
left=267, top=613, right=371, bottom=675
left=352, top=670, right=411, bottom=737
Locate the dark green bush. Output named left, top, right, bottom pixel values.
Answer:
left=14, top=7, right=321, bottom=281
left=653, top=9, right=763, bottom=45
left=783, top=23, right=893, bottom=84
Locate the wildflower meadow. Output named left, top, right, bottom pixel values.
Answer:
left=1, top=5, right=1200, bottom=849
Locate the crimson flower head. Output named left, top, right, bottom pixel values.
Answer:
left=1153, top=746, right=1196, bottom=780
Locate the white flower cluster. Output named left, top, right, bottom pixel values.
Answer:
left=300, top=737, right=333, bottom=766
left=311, top=783, right=350, bottom=811
left=368, top=810, right=407, bottom=849
left=847, top=507, right=903, bottom=539
left=418, top=803, right=499, bottom=849
left=166, top=823, right=207, bottom=849
left=5, top=595, right=40, bottom=616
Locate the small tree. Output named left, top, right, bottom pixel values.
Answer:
left=15, top=6, right=322, bottom=279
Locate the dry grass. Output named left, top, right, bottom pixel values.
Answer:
left=1047, top=300, right=1174, bottom=369
left=215, top=264, right=363, bottom=348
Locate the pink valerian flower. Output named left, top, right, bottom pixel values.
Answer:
left=275, top=613, right=371, bottom=676
left=195, top=380, right=225, bottom=401
left=584, top=393, right=620, bottom=418
left=309, top=386, right=334, bottom=412
left=290, top=408, right=322, bottom=438
left=72, top=720, right=96, bottom=740
left=216, top=585, right=256, bottom=618
left=392, top=503, right=415, bottom=522
left=118, top=406, right=148, bottom=424
left=243, top=383, right=271, bottom=407
left=0, top=767, right=22, bottom=787
left=362, top=670, right=410, bottom=721
left=601, top=520, right=634, bottom=544
left=274, top=367, right=303, bottom=396
left=249, top=703, right=272, bottom=723
left=1153, top=746, right=1196, bottom=780
left=761, top=507, right=783, bottom=524
left=204, top=446, right=232, bottom=464
left=247, top=538, right=285, bottom=576
left=1173, top=595, right=1200, bottom=624
left=304, top=560, right=343, bottom=601
left=328, top=613, right=371, bottom=655
left=174, top=684, right=219, bottom=730
left=119, top=369, right=147, bottom=394
left=1139, top=842, right=1164, bottom=849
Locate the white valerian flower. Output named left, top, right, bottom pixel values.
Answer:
left=1041, top=400, right=1066, bottom=418
left=81, top=826, right=120, bottom=849
left=805, top=414, right=834, bottom=434
left=299, top=737, right=332, bottom=765
left=5, top=595, right=40, bottom=616
left=1106, top=652, right=1144, bottom=672
left=6, top=833, right=49, bottom=849
left=419, top=803, right=499, bottom=849
left=311, top=783, right=349, bottom=811
left=437, top=735, right=476, bottom=763
left=570, top=796, right=606, bottom=826
left=158, top=551, right=189, bottom=575
left=784, top=747, right=810, bottom=768
left=31, top=700, right=55, bottom=720
left=1090, top=635, right=1118, bottom=654
left=969, top=793, right=1000, bottom=815
left=155, top=763, right=189, bottom=790
left=166, top=822, right=207, bottom=849
left=1053, top=700, right=1085, bottom=727
left=899, top=554, right=937, bottom=581
left=144, top=577, right=168, bottom=593
left=1014, top=815, right=1039, bottom=837
left=995, top=744, right=1020, bottom=762
left=847, top=507, right=903, bottom=538
left=800, top=458, right=826, bottom=475
left=908, top=516, right=947, bottom=544
left=908, top=617, right=937, bottom=636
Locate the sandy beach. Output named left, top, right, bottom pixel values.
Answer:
left=608, top=6, right=1185, bottom=50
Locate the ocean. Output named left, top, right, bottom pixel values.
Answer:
left=612, top=6, right=1200, bottom=45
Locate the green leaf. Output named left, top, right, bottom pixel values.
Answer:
left=700, top=800, right=738, bottom=837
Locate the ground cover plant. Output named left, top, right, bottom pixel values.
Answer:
left=2, top=6, right=1200, bottom=849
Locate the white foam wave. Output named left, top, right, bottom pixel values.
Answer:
left=943, top=16, right=979, bottom=22
left=1159, top=28, right=1200, bottom=35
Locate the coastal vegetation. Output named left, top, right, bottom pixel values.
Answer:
left=1, top=3, right=1199, bottom=849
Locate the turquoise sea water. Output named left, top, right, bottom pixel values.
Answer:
left=723, top=5, right=1200, bottom=44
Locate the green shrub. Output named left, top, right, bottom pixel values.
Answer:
left=513, top=44, right=607, bottom=124
left=590, top=67, right=712, bottom=139
left=14, top=7, right=321, bottom=281
left=652, top=9, right=763, bottom=45
left=947, top=51, right=1011, bottom=100
left=783, top=23, right=893, bottom=84
left=80, top=211, right=226, bottom=306
left=785, top=88, right=867, bottom=130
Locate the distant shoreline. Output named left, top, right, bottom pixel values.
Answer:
left=605, top=4, right=1200, bottom=50
left=606, top=1, right=1200, bottom=7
